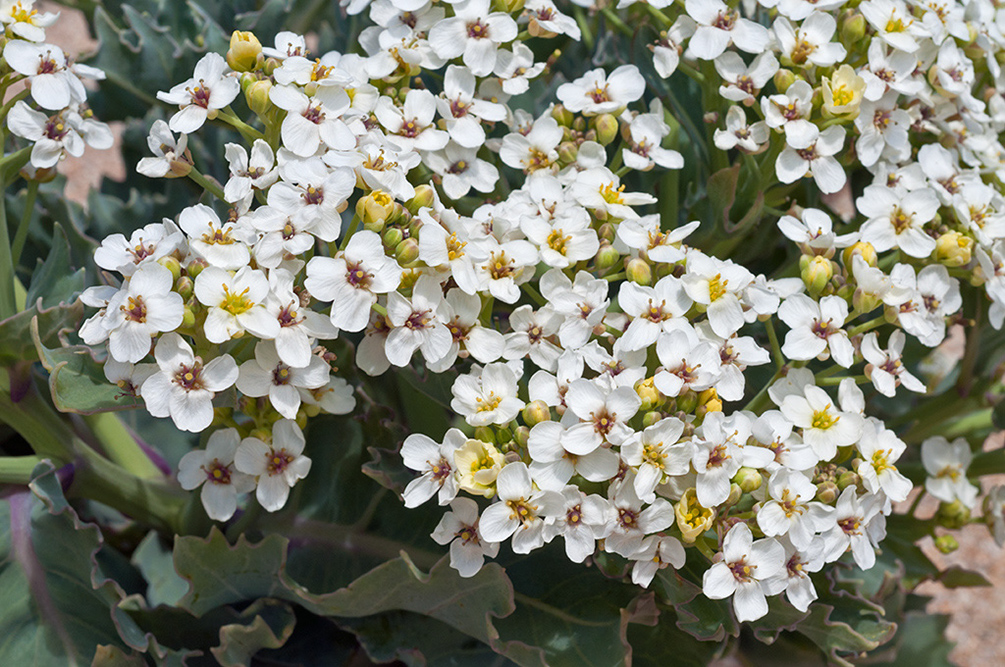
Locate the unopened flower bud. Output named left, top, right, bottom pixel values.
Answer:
left=227, top=31, right=263, bottom=72
left=822, top=65, right=866, bottom=117
left=698, top=388, right=721, bottom=412
left=557, top=141, right=579, bottom=164
left=842, top=241, right=878, bottom=269
left=405, top=184, right=435, bottom=215
left=935, top=231, right=973, bottom=267
left=474, top=426, right=495, bottom=444
left=597, top=222, right=616, bottom=244
left=636, top=377, right=663, bottom=412
left=836, top=470, right=860, bottom=490
left=357, top=189, right=395, bottom=231
left=725, top=482, right=743, bottom=506
left=551, top=104, right=574, bottom=127
left=815, top=480, right=839, bottom=503
left=492, top=0, right=524, bottom=11
left=852, top=288, right=881, bottom=315
left=513, top=425, right=530, bottom=449
left=642, top=410, right=664, bottom=428
left=674, top=389, right=697, bottom=415
left=840, top=13, right=867, bottom=45
left=158, top=256, right=182, bottom=282
left=774, top=68, right=796, bottom=93
left=593, top=114, right=619, bottom=145
left=936, top=500, right=971, bottom=529
left=733, top=467, right=762, bottom=493
left=626, top=258, right=652, bottom=285
left=181, top=306, right=196, bottom=329
left=572, top=116, right=587, bottom=132
left=382, top=227, right=404, bottom=249
left=595, top=243, right=621, bottom=270
left=175, top=276, right=194, bottom=301
left=522, top=400, right=551, bottom=426
left=395, top=238, right=420, bottom=265
left=801, top=255, right=834, bottom=297
left=934, top=534, right=959, bottom=554
left=303, top=403, right=321, bottom=418
left=245, top=79, right=273, bottom=116
left=186, top=258, right=208, bottom=278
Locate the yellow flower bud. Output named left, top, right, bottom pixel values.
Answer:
left=357, top=190, right=395, bottom=231
left=522, top=400, right=551, bottom=426
left=454, top=439, right=505, bottom=498
left=934, top=534, right=959, bottom=554
left=935, top=231, right=973, bottom=267
left=227, top=31, right=263, bottom=73
left=158, top=256, right=182, bottom=282
left=551, top=104, right=574, bottom=127
left=593, top=114, right=620, bottom=145
left=245, top=78, right=273, bottom=117
left=636, top=377, right=664, bottom=412
left=405, top=184, right=435, bottom=215
left=626, top=257, right=652, bottom=285
left=842, top=241, right=878, bottom=269
left=802, top=255, right=834, bottom=296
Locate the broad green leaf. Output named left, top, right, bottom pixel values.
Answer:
left=24, top=223, right=85, bottom=311
left=0, top=462, right=144, bottom=665
left=211, top=599, right=296, bottom=667
left=130, top=532, right=188, bottom=607
left=872, top=611, right=954, bottom=667
left=32, top=318, right=143, bottom=414
left=91, top=645, right=147, bottom=666
left=0, top=299, right=82, bottom=366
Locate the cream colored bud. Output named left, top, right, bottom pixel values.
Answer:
left=227, top=31, right=263, bottom=73
left=522, top=400, right=551, bottom=426
left=626, top=258, right=652, bottom=285
left=935, top=231, right=973, bottom=267
left=802, top=255, right=834, bottom=296
left=593, top=114, right=620, bottom=146
left=822, top=65, right=866, bottom=117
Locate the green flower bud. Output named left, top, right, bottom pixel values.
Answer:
left=836, top=470, right=860, bottom=490
left=725, top=482, right=743, bottom=506
left=774, top=68, right=797, bottom=93
left=158, top=256, right=182, bottom=282
left=593, top=114, right=620, bottom=146
left=395, top=238, right=420, bottom=265
left=802, top=255, right=834, bottom=297
left=551, top=104, right=574, bottom=126
left=816, top=480, right=839, bottom=504
left=175, top=276, right=194, bottom=301
left=474, top=426, right=495, bottom=444
left=186, top=258, right=208, bottom=278
left=557, top=141, right=579, bottom=164
left=839, top=13, right=867, bottom=45
left=642, top=410, right=664, bottom=428
left=522, top=400, right=551, bottom=426
left=405, top=184, right=435, bottom=215
left=513, top=425, right=530, bottom=449
left=676, top=389, right=699, bottom=415
left=626, top=258, right=652, bottom=285
left=934, top=534, right=959, bottom=554
left=595, top=243, right=621, bottom=270
left=936, top=500, right=971, bottom=529
left=733, top=467, right=762, bottom=493
left=382, top=227, right=404, bottom=249
left=181, top=306, right=196, bottom=329
left=245, top=79, right=273, bottom=117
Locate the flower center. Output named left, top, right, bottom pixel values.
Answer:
left=187, top=81, right=211, bottom=108
left=272, top=365, right=292, bottom=385
left=729, top=558, right=755, bottom=582
left=266, top=448, right=294, bottom=475
left=221, top=285, right=254, bottom=315
left=345, top=261, right=373, bottom=289
left=303, top=185, right=324, bottom=206
left=202, top=225, right=235, bottom=245
left=506, top=498, right=537, bottom=524
left=811, top=408, right=838, bottom=430
left=546, top=229, right=570, bottom=255
left=204, top=459, right=233, bottom=485
left=174, top=362, right=204, bottom=391
left=122, top=295, right=147, bottom=323
left=708, top=273, right=728, bottom=301
left=476, top=392, right=503, bottom=412
left=467, top=20, right=489, bottom=38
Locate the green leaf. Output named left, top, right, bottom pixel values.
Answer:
left=0, top=299, right=82, bottom=366
left=24, top=223, right=85, bottom=311
left=707, top=165, right=740, bottom=231
left=32, top=317, right=143, bottom=414
left=211, top=599, right=296, bottom=667
left=871, top=611, right=954, bottom=667
left=936, top=565, right=991, bottom=588
left=90, top=645, right=147, bottom=666
left=130, top=532, right=188, bottom=607
left=969, top=448, right=1005, bottom=476
left=0, top=462, right=145, bottom=664
left=789, top=603, right=896, bottom=667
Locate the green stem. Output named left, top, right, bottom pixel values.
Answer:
left=0, top=179, right=14, bottom=319
left=846, top=315, right=887, bottom=337
left=188, top=167, right=228, bottom=202
left=573, top=7, right=594, bottom=50
left=956, top=304, right=981, bottom=395
left=643, top=3, right=673, bottom=28
left=215, top=108, right=266, bottom=143
left=83, top=412, right=163, bottom=479
left=817, top=375, right=869, bottom=386
left=0, top=455, right=45, bottom=484
left=338, top=214, right=361, bottom=252
left=742, top=367, right=786, bottom=415
left=764, top=318, right=784, bottom=372
left=603, top=271, right=626, bottom=282
left=523, top=282, right=546, bottom=307
left=10, top=179, right=37, bottom=269
left=600, top=6, right=633, bottom=38
left=0, top=89, right=29, bottom=125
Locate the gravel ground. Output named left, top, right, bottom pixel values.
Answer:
left=35, top=3, right=1005, bottom=665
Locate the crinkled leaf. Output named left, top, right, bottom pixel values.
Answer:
left=24, top=223, right=85, bottom=311
left=0, top=300, right=82, bottom=366
left=211, top=599, right=296, bottom=667
left=130, top=532, right=188, bottom=607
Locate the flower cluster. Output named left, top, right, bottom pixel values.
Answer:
left=2, top=0, right=113, bottom=171
left=68, top=0, right=1005, bottom=624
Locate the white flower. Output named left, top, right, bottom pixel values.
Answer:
left=713, top=106, right=769, bottom=152
left=856, top=421, right=912, bottom=502
left=619, top=277, right=693, bottom=351
left=499, top=114, right=562, bottom=173
left=7, top=103, right=84, bottom=168
left=494, top=43, right=546, bottom=94
left=602, top=477, right=675, bottom=557
left=431, top=498, right=499, bottom=577
left=781, top=385, right=863, bottom=460
left=385, top=273, right=452, bottom=366
left=104, top=263, right=185, bottom=363
left=3, top=40, right=85, bottom=110
left=527, top=420, right=620, bottom=491
left=562, top=379, right=641, bottom=454
left=652, top=16, right=695, bottom=78
left=617, top=217, right=698, bottom=264
left=140, top=333, right=238, bottom=433
left=237, top=340, right=329, bottom=418
left=450, top=362, right=523, bottom=427
left=773, top=13, right=846, bottom=68
left=921, top=436, right=979, bottom=508
left=778, top=537, right=823, bottom=612
left=1, top=1, right=58, bottom=42
left=375, top=88, right=448, bottom=152
left=305, top=230, right=401, bottom=333
left=156, top=52, right=239, bottom=133
left=682, top=252, right=753, bottom=338
left=857, top=184, right=938, bottom=258
left=93, top=220, right=183, bottom=277
left=234, top=419, right=312, bottom=512
left=177, top=429, right=255, bottom=521
left=855, top=94, right=911, bottom=168
left=545, top=488, right=611, bottom=563
left=621, top=417, right=692, bottom=503
left=654, top=327, right=721, bottom=398
left=429, top=289, right=505, bottom=372
left=137, top=119, right=190, bottom=178
left=472, top=237, right=539, bottom=304
left=263, top=269, right=339, bottom=369
left=777, top=294, right=854, bottom=367
left=478, top=462, right=563, bottom=553
left=103, top=358, right=156, bottom=399
left=223, top=140, right=278, bottom=205
left=503, top=305, right=562, bottom=371
left=702, top=523, right=785, bottom=622
left=436, top=65, right=506, bottom=148
left=401, top=429, right=463, bottom=508
left=195, top=266, right=279, bottom=344
left=270, top=158, right=356, bottom=243
left=775, top=124, right=847, bottom=194
left=757, top=469, right=833, bottom=550
left=427, top=0, right=518, bottom=76
left=423, top=142, right=500, bottom=199
left=623, top=109, right=683, bottom=171
left=777, top=207, right=858, bottom=252
left=762, top=80, right=814, bottom=140
left=715, top=52, right=778, bottom=105
left=177, top=203, right=250, bottom=270
left=557, top=65, right=645, bottom=116
left=572, top=168, right=656, bottom=219
left=860, top=0, right=925, bottom=53
left=520, top=200, right=598, bottom=269
left=269, top=85, right=353, bottom=157
left=685, top=0, right=770, bottom=60
left=821, top=488, right=883, bottom=569
left=861, top=331, right=925, bottom=397
left=630, top=534, right=686, bottom=587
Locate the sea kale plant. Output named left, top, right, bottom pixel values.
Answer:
left=2, top=0, right=1005, bottom=664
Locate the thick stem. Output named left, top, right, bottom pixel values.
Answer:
left=10, top=178, right=37, bottom=269
left=188, top=167, right=228, bottom=202
left=83, top=412, right=163, bottom=479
